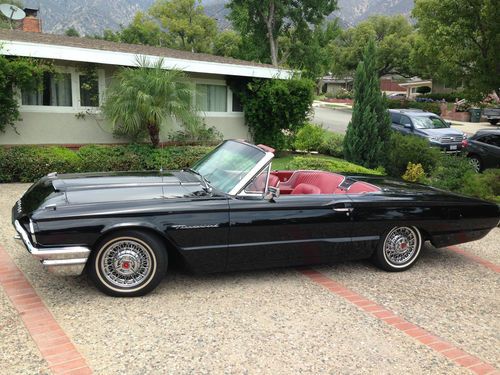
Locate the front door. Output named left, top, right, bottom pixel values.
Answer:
left=227, top=194, right=353, bottom=271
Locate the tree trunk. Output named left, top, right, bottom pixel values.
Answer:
left=265, top=0, right=278, bottom=66
left=147, top=123, right=160, bottom=148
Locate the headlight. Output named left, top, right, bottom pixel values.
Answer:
left=429, top=137, right=440, bottom=142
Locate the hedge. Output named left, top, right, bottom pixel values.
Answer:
left=387, top=99, right=441, bottom=115
left=0, top=144, right=212, bottom=183
left=419, top=92, right=464, bottom=103
left=277, top=155, right=384, bottom=176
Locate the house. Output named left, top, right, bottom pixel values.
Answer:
left=320, top=75, right=407, bottom=96
left=0, top=27, right=291, bottom=146
left=319, top=76, right=353, bottom=95
left=398, top=78, right=456, bottom=99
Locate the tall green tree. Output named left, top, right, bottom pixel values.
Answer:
left=281, top=19, right=341, bottom=79
left=227, top=0, right=338, bottom=66
left=213, top=30, right=243, bottom=59
left=102, top=58, right=201, bottom=147
left=344, top=39, right=391, bottom=168
left=149, top=0, right=217, bottom=53
left=329, top=15, right=416, bottom=78
left=412, top=0, right=500, bottom=97
left=119, top=12, right=171, bottom=46
left=65, top=27, right=80, bottom=37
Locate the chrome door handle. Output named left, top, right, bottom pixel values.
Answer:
left=333, top=207, right=351, bottom=212
left=333, top=207, right=354, bottom=214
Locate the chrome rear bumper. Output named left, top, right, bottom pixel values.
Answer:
left=14, top=220, right=90, bottom=276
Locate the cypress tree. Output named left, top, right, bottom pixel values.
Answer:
left=344, top=39, right=391, bottom=168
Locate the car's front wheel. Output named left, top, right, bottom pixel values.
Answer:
left=468, top=154, right=482, bottom=173
left=89, top=230, right=167, bottom=297
left=373, top=226, right=422, bottom=272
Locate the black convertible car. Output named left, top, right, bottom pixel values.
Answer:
left=13, top=140, right=500, bottom=296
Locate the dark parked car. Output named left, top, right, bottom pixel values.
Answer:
left=463, top=129, right=500, bottom=172
left=13, top=140, right=500, bottom=297
left=389, top=109, right=466, bottom=152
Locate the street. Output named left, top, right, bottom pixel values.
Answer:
left=312, top=105, right=352, bottom=134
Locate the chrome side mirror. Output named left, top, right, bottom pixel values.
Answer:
left=266, top=186, right=280, bottom=201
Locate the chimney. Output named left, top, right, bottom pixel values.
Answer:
left=21, top=7, right=41, bottom=32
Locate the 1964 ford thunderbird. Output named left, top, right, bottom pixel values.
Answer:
left=13, top=140, right=500, bottom=296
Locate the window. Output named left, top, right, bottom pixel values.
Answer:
left=478, top=135, right=500, bottom=147
left=232, top=92, right=243, bottom=112
left=196, top=84, right=227, bottom=112
left=390, top=113, right=401, bottom=124
left=79, top=73, right=99, bottom=107
left=22, top=72, right=72, bottom=106
left=400, top=115, right=412, bottom=126
left=411, top=87, right=417, bottom=94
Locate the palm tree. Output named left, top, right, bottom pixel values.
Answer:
left=102, top=57, right=201, bottom=147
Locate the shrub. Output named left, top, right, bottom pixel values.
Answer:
left=402, top=162, right=426, bottom=183
left=317, top=132, right=344, bottom=158
left=387, top=99, right=441, bottom=115
left=286, top=156, right=383, bottom=175
left=238, top=77, right=315, bottom=151
left=428, top=156, right=499, bottom=202
left=334, top=88, right=353, bottom=99
left=419, top=92, right=464, bottom=102
left=0, top=144, right=213, bottom=183
left=168, top=124, right=223, bottom=145
left=294, top=123, right=325, bottom=152
left=383, top=133, right=442, bottom=178
left=293, top=124, right=344, bottom=157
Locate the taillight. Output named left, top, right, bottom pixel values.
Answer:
left=462, top=139, right=468, bottom=148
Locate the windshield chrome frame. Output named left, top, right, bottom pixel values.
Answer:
left=236, top=163, right=273, bottom=198
left=228, top=152, right=274, bottom=196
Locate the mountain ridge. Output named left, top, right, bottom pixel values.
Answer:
left=33, top=0, right=413, bottom=35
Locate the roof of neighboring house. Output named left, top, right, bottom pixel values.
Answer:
left=399, top=80, right=433, bottom=87
left=0, top=29, right=292, bottom=79
left=380, top=78, right=406, bottom=92
left=321, top=76, right=353, bottom=84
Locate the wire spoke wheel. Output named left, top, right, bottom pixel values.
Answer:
left=90, top=231, right=167, bottom=297
left=375, top=226, right=422, bottom=271
left=101, top=239, right=152, bottom=288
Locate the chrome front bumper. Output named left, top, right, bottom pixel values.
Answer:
left=14, top=220, right=90, bottom=276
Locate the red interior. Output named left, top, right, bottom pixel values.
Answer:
left=271, top=170, right=380, bottom=195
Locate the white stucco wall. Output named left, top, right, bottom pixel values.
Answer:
left=0, top=111, right=249, bottom=145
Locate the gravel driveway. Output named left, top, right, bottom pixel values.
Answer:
left=0, top=183, right=498, bottom=374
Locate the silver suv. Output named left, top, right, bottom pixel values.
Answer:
left=389, top=109, right=466, bottom=152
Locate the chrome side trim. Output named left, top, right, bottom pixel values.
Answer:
left=14, top=220, right=90, bottom=276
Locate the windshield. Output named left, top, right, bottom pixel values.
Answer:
left=413, top=116, right=449, bottom=129
left=192, top=141, right=267, bottom=194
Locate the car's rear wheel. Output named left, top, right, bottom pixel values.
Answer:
left=468, top=154, right=482, bottom=173
left=373, top=226, right=422, bottom=272
left=89, top=230, right=167, bottom=297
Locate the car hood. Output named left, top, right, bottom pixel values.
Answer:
left=415, top=127, right=463, bottom=138
left=14, top=171, right=208, bottom=219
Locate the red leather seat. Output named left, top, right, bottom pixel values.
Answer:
left=246, top=173, right=280, bottom=192
left=347, top=181, right=380, bottom=194
left=281, top=171, right=345, bottom=194
left=291, top=183, right=321, bottom=195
